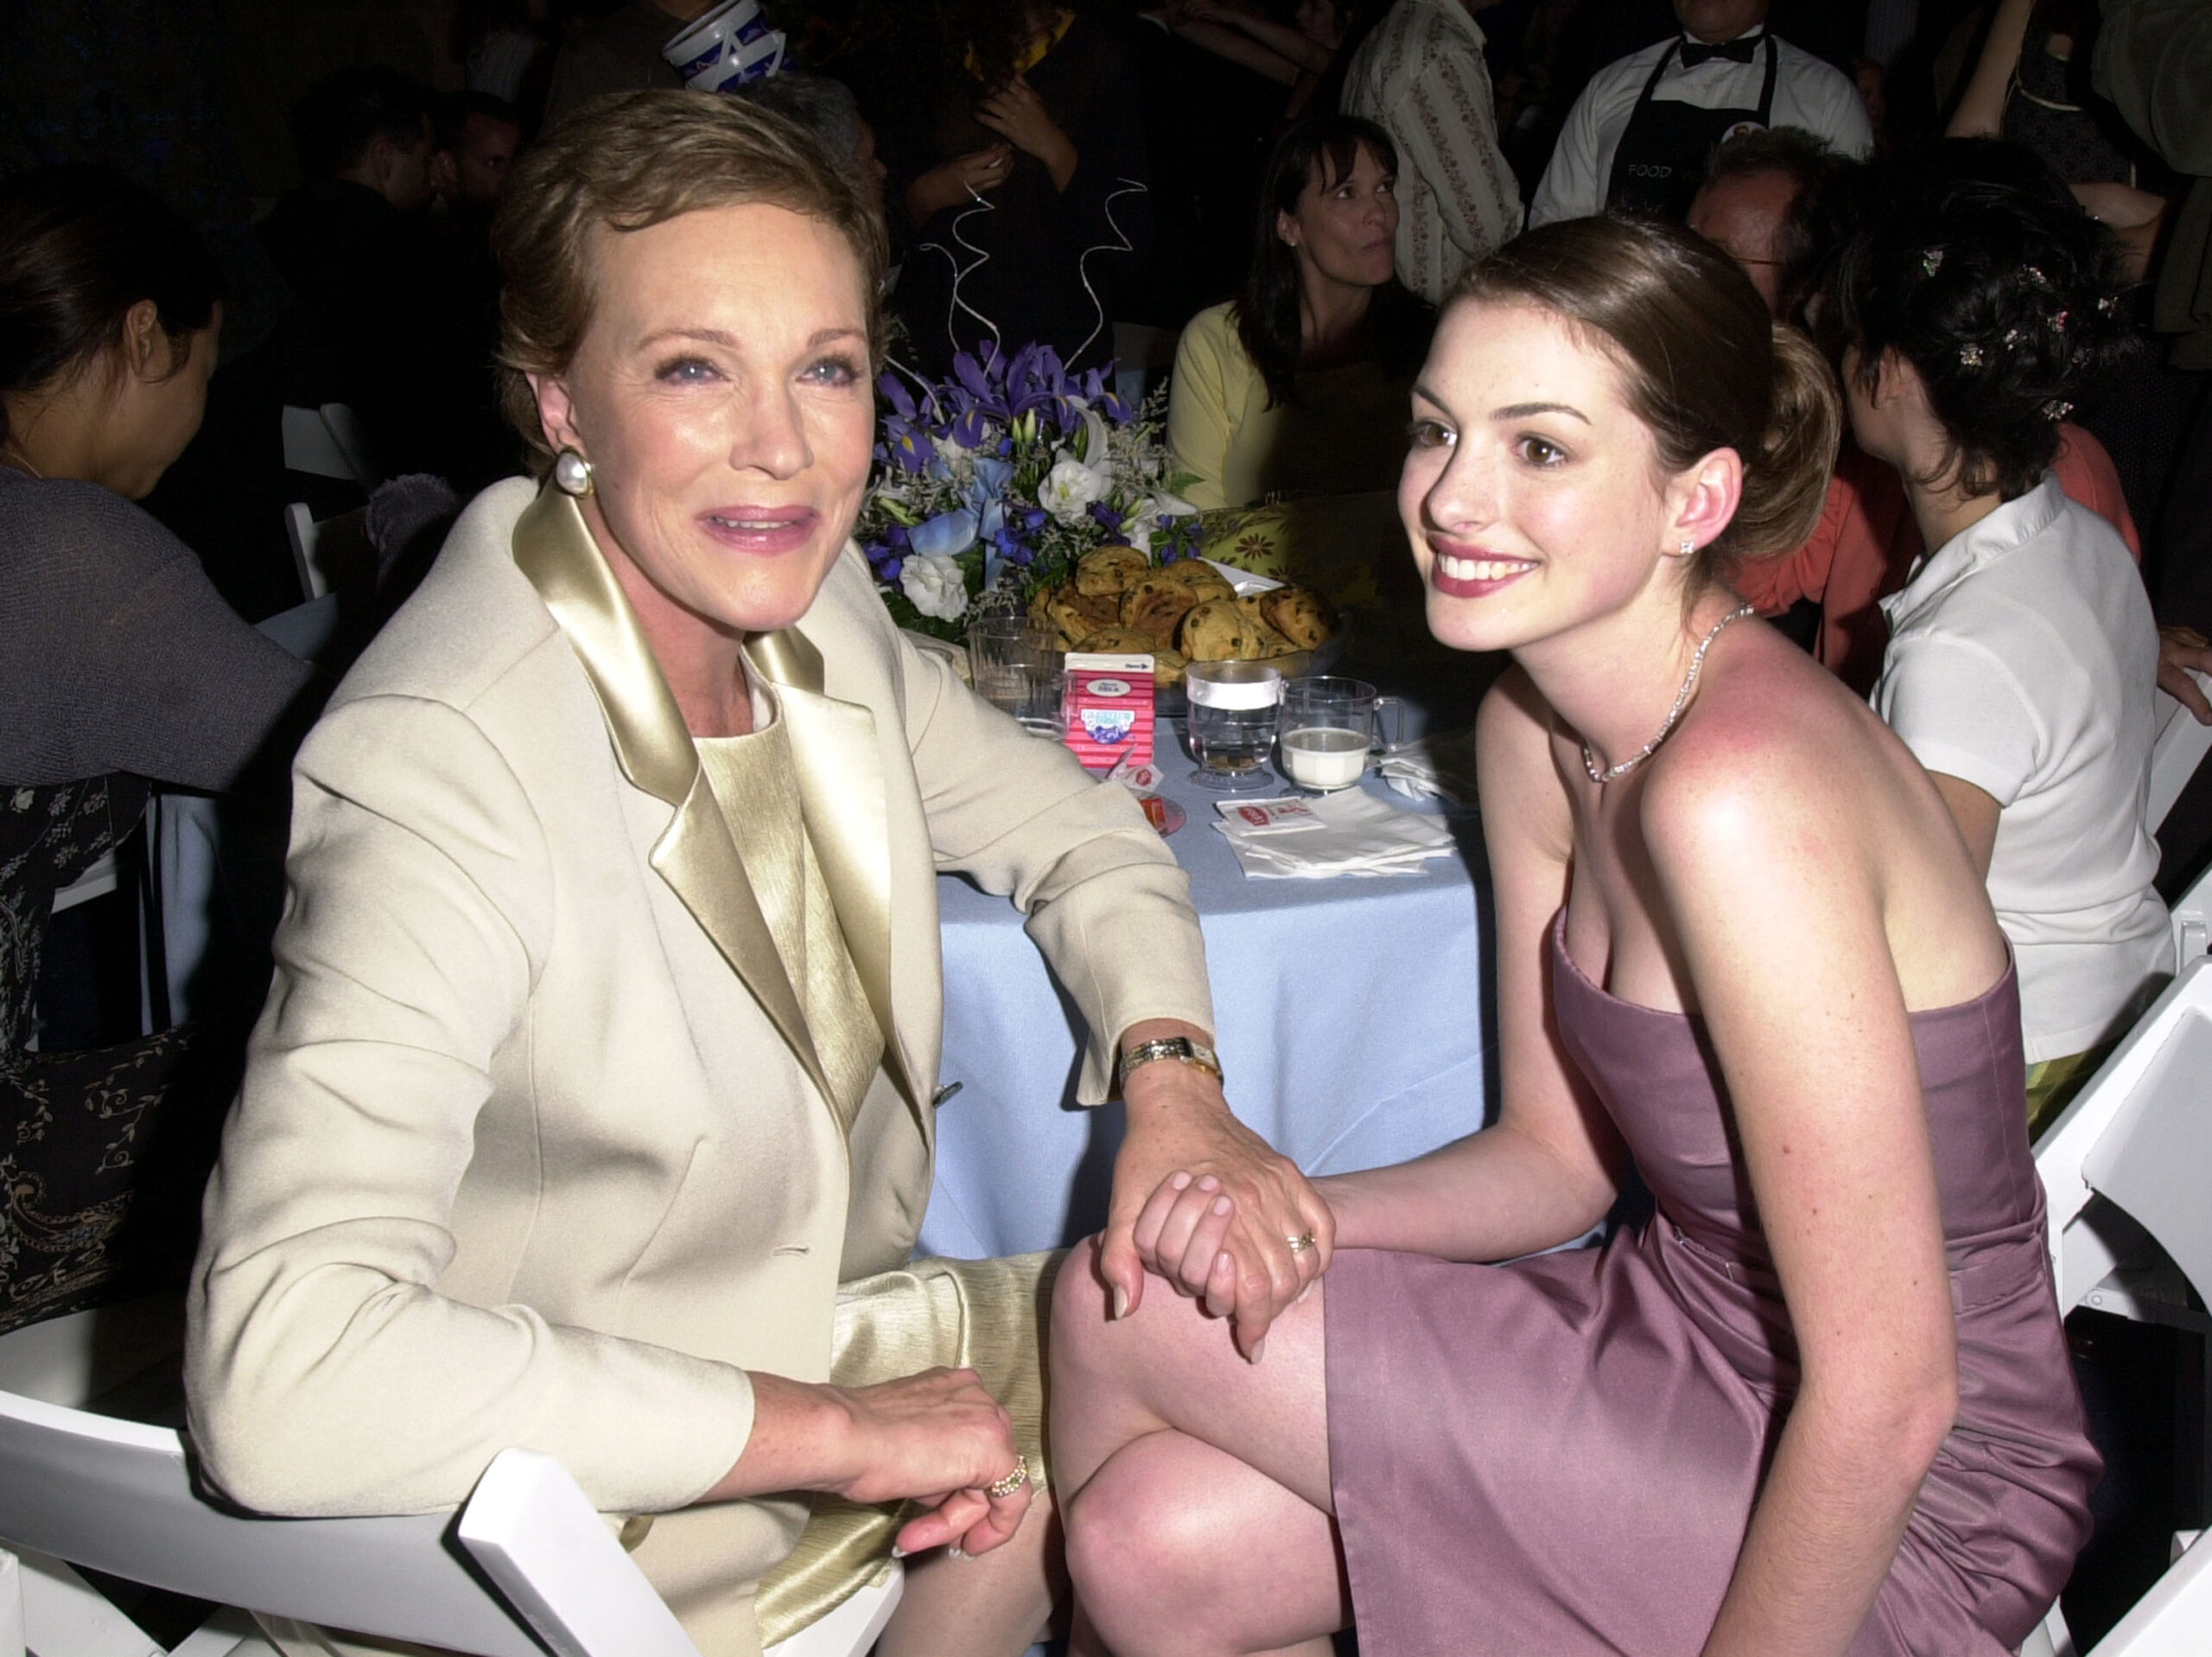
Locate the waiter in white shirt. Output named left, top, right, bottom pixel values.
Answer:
left=1528, top=0, right=1872, bottom=226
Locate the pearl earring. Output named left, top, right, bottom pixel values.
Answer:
left=553, top=448, right=595, bottom=498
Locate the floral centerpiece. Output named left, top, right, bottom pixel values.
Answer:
left=858, top=342, right=1206, bottom=640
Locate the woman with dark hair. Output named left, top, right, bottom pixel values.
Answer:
left=878, top=0, right=1152, bottom=377
left=0, top=165, right=313, bottom=1333
left=1836, top=165, right=2164, bottom=1133
left=1166, top=113, right=1430, bottom=509
left=1049, top=217, right=2096, bottom=1655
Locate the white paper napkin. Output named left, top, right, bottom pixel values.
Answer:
left=1212, top=790, right=1456, bottom=878
left=1377, top=727, right=1481, bottom=809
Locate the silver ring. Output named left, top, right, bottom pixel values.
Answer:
left=1286, top=1231, right=1317, bottom=1257
left=985, top=1459, right=1030, bottom=1498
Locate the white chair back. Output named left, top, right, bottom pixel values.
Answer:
left=0, top=1305, right=608, bottom=1657
left=2032, top=961, right=2212, bottom=1655
left=2146, top=670, right=2212, bottom=833
left=2082, top=1529, right=2212, bottom=1654
left=2170, top=855, right=2212, bottom=972
left=0, top=1303, right=899, bottom=1657
left=283, top=502, right=328, bottom=601
left=2037, top=956, right=2212, bottom=1318
left=279, top=403, right=380, bottom=491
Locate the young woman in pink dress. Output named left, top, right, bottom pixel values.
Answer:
left=1046, top=214, right=2099, bottom=1657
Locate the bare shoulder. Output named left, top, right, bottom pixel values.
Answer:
left=1636, top=628, right=1894, bottom=890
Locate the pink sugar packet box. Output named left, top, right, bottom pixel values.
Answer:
left=1062, top=652, right=1156, bottom=771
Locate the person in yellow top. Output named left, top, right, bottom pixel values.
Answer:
left=1167, top=114, right=1433, bottom=511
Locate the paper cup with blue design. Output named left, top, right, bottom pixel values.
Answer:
left=663, top=0, right=786, bottom=91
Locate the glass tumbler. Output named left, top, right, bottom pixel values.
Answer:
left=966, top=613, right=1065, bottom=735
left=1277, top=676, right=1405, bottom=792
left=1184, top=661, right=1284, bottom=790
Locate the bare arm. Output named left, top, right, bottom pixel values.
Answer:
left=1948, top=0, right=2037, bottom=137
left=1157, top=15, right=1303, bottom=83
left=1929, top=770, right=2000, bottom=879
left=1204, top=3, right=1334, bottom=73
left=1319, top=671, right=1625, bottom=1260
left=1643, top=741, right=1960, bottom=1657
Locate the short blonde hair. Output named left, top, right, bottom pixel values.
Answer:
left=490, top=89, right=889, bottom=471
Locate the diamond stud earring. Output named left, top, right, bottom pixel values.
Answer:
left=553, top=448, right=595, bottom=498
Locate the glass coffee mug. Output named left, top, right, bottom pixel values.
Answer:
left=1277, top=676, right=1404, bottom=792
left=1185, top=661, right=1284, bottom=790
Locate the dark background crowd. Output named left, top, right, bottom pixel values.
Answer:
left=1, top=0, right=2202, bottom=638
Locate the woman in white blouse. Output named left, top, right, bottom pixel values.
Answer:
left=1840, top=149, right=2164, bottom=1132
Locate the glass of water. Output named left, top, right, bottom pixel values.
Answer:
left=966, top=614, right=1064, bottom=735
left=1185, top=661, right=1284, bottom=790
left=1277, top=676, right=1404, bottom=792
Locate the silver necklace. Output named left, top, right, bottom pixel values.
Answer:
left=1581, top=602, right=1753, bottom=784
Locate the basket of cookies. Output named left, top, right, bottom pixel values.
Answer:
left=1028, top=544, right=1343, bottom=706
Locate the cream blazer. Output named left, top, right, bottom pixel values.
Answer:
left=186, top=479, right=1213, bottom=1654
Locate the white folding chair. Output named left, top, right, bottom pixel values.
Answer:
left=2170, top=855, right=2212, bottom=972
left=278, top=404, right=380, bottom=492
left=282, top=503, right=330, bottom=601
left=2027, top=958, right=2212, bottom=1655
left=2146, top=670, right=2212, bottom=834
left=0, top=1300, right=899, bottom=1657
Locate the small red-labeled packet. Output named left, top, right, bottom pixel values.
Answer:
left=1063, top=652, right=1156, bottom=771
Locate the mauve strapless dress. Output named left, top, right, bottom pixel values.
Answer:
left=1324, top=914, right=2100, bottom=1656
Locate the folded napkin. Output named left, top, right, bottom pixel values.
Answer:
left=1213, top=790, right=1456, bottom=878
left=1378, top=727, right=1482, bottom=809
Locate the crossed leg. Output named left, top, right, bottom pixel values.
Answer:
left=1049, top=1238, right=1350, bottom=1657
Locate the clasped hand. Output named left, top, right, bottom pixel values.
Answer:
left=1100, top=1047, right=1334, bottom=1362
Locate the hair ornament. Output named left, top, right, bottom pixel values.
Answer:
left=2050, top=309, right=2069, bottom=333
left=1921, top=249, right=1944, bottom=276
left=2023, top=265, right=2051, bottom=289
left=2043, top=398, right=2074, bottom=422
left=1960, top=343, right=1985, bottom=368
left=2098, top=294, right=2121, bottom=316
left=2002, top=327, right=2024, bottom=347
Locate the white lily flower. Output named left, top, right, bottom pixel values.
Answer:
left=1041, top=456, right=1110, bottom=524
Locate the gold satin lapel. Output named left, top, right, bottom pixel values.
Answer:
left=510, top=488, right=695, bottom=801
left=747, top=631, right=923, bottom=1117
left=510, top=487, right=836, bottom=1118
left=769, top=682, right=914, bottom=1115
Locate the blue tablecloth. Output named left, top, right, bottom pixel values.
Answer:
left=919, top=731, right=1497, bottom=1261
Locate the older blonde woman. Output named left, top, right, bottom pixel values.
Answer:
left=186, top=92, right=1325, bottom=1657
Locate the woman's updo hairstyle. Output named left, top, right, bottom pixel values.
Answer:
left=0, top=165, right=221, bottom=450
left=492, top=90, right=889, bottom=472
left=1452, top=216, right=1839, bottom=587
left=1828, top=140, right=2129, bottom=503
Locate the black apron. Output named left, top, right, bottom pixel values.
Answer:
left=1604, top=32, right=1779, bottom=222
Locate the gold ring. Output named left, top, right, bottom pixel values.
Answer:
left=986, top=1460, right=1030, bottom=1498
left=1286, top=1231, right=1317, bottom=1256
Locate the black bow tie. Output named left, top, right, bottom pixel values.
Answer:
left=1679, top=33, right=1761, bottom=67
